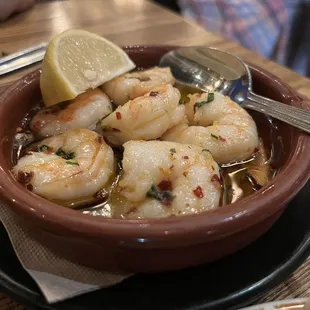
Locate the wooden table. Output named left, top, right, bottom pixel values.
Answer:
left=0, top=0, right=309, bottom=309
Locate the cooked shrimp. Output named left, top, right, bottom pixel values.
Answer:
left=118, top=140, right=221, bottom=219
left=162, top=92, right=259, bottom=164
left=31, top=88, right=112, bottom=137
left=96, top=84, right=184, bottom=146
left=102, top=67, right=175, bottom=105
left=12, top=129, right=115, bottom=205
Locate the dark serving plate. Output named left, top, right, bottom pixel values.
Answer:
left=0, top=180, right=309, bottom=310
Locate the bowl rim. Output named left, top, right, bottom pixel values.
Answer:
left=0, top=45, right=309, bottom=247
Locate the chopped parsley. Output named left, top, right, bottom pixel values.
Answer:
left=66, top=161, right=79, bottom=166
left=147, top=184, right=175, bottom=206
left=55, top=148, right=75, bottom=160
left=179, top=99, right=185, bottom=105
left=194, top=93, right=214, bottom=110
left=38, top=144, right=51, bottom=152
left=169, top=148, right=176, bottom=153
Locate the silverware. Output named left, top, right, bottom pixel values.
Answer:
left=0, top=43, right=47, bottom=76
left=160, top=46, right=310, bottom=134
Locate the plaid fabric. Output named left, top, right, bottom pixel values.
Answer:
left=178, top=0, right=310, bottom=76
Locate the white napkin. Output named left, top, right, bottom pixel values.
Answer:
left=0, top=205, right=132, bottom=303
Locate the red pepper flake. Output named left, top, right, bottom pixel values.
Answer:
left=149, top=91, right=158, bottom=97
left=42, top=108, right=54, bottom=115
left=183, top=156, right=189, bottom=159
left=211, top=174, right=221, bottom=184
left=193, top=186, right=204, bottom=198
left=158, top=180, right=172, bottom=191
left=254, top=147, right=259, bottom=153
left=219, top=136, right=226, bottom=142
left=211, top=174, right=222, bottom=190
left=43, top=148, right=54, bottom=155
left=26, top=184, right=33, bottom=191
left=162, top=199, right=173, bottom=207
left=32, top=121, right=41, bottom=128
left=17, top=171, right=34, bottom=184
left=116, top=112, right=122, bottom=120
left=96, top=136, right=104, bottom=144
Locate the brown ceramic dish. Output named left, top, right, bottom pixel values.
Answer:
left=0, top=46, right=309, bottom=273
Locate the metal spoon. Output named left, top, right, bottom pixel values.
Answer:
left=159, top=46, right=310, bottom=134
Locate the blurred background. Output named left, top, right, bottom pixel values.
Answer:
left=154, top=0, right=310, bottom=77
left=1, top=0, right=310, bottom=77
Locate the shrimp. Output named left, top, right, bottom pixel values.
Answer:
left=96, top=84, right=184, bottom=146
left=12, top=129, right=115, bottom=205
left=31, top=88, right=112, bottom=137
left=118, top=140, right=221, bottom=219
left=102, top=67, right=175, bottom=106
left=162, top=92, right=259, bottom=164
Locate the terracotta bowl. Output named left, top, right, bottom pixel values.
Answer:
left=0, top=46, right=309, bottom=273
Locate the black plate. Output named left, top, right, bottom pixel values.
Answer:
left=0, top=181, right=309, bottom=310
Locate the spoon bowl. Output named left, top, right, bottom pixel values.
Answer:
left=160, top=46, right=310, bottom=133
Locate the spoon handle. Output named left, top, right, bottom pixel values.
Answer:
left=243, top=92, right=310, bottom=134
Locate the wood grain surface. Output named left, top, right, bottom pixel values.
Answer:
left=0, top=0, right=309, bottom=309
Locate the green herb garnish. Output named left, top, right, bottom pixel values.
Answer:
left=194, top=93, right=214, bottom=109
left=147, top=184, right=175, bottom=206
left=66, top=161, right=79, bottom=166
left=38, top=144, right=50, bottom=152
left=56, top=148, right=75, bottom=160
left=169, top=148, right=176, bottom=153
left=202, top=149, right=210, bottom=153
left=211, top=133, right=219, bottom=140
left=179, top=99, right=185, bottom=105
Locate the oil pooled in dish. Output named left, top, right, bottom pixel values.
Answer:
left=12, top=72, right=277, bottom=219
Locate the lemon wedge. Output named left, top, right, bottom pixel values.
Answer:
left=40, top=29, right=136, bottom=107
